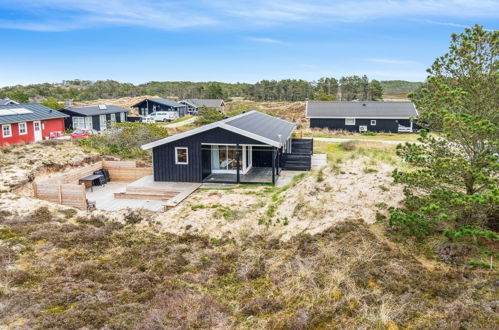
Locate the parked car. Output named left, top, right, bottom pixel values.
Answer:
left=70, top=128, right=99, bottom=139
left=142, top=111, right=179, bottom=123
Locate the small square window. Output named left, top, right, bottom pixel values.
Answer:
left=175, top=147, right=188, bottom=164
left=18, top=122, right=27, bottom=135
left=345, top=118, right=356, bottom=125
left=370, top=120, right=377, bottom=126
left=2, top=124, right=12, bottom=138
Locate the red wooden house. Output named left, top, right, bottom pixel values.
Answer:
left=0, top=104, right=68, bottom=147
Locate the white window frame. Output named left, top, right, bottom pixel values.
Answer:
left=345, top=118, right=356, bottom=125
left=99, top=115, right=107, bottom=131
left=18, top=122, right=27, bottom=135
left=120, top=112, right=125, bottom=122
left=175, top=147, right=189, bottom=165
left=2, top=124, right=12, bottom=138
left=84, top=117, right=93, bottom=129
left=109, top=113, right=116, bottom=128
left=72, top=117, right=85, bottom=129
left=370, top=120, right=377, bottom=126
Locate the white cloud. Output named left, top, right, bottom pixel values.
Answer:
left=366, top=58, right=422, bottom=65
left=424, top=20, right=469, bottom=28
left=212, top=0, right=499, bottom=23
left=246, top=37, right=286, bottom=44
left=0, top=0, right=217, bottom=31
left=0, top=0, right=497, bottom=31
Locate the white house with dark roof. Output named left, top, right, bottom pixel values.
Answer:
left=179, top=99, right=225, bottom=114
left=306, top=101, right=419, bottom=133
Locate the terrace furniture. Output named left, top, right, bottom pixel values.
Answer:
left=79, top=174, right=104, bottom=192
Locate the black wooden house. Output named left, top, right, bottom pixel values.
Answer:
left=141, top=111, right=312, bottom=184
left=132, top=98, right=187, bottom=117
left=306, top=101, right=419, bottom=133
left=59, top=104, right=129, bottom=131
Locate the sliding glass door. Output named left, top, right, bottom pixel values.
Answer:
left=210, top=145, right=252, bottom=174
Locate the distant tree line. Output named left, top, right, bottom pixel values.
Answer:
left=0, top=76, right=419, bottom=103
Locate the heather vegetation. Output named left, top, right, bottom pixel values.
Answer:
left=0, top=207, right=497, bottom=329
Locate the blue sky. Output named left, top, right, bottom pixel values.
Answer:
left=0, top=0, right=498, bottom=87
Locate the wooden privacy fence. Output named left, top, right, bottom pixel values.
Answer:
left=33, top=182, right=87, bottom=210
left=103, top=160, right=152, bottom=181
left=32, top=160, right=152, bottom=210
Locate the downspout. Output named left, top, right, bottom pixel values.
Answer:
left=236, top=144, right=240, bottom=184
left=271, top=147, right=276, bottom=185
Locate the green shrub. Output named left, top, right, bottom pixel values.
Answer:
left=361, top=131, right=377, bottom=136
left=196, top=106, right=224, bottom=124
left=79, top=122, right=167, bottom=160
left=444, top=227, right=499, bottom=240
left=387, top=207, right=435, bottom=237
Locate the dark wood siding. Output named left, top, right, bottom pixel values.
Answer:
left=92, top=115, right=100, bottom=130
left=136, top=100, right=187, bottom=117
left=60, top=110, right=127, bottom=131
left=152, top=127, right=268, bottom=182
left=310, top=118, right=399, bottom=133
left=252, top=148, right=273, bottom=167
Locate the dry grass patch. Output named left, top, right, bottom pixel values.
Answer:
left=0, top=207, right=496, bottom=329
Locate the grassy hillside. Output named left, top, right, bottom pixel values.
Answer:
left=380, top=80, right=422, bottom=94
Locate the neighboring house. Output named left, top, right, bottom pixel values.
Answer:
left=59, top=105, right=129, bottom=131
left=0, top=98, right=19, bottom=106
left=306, top=101, right=419, bottom=133
left=179, top=99, right=225, bottom=114
left=0, top=103, right=68, bottom=146
left=141, top=110, right=312, bottom=184
left=132, top=98, right=187, bottom=117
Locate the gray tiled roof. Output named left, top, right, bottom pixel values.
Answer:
left=132, top=98, right=184, bottom=108
left=0, top=103, right=68, bottom=124
left=225, top=111, right=295, bottom=145
left=181, top=99, right=223, bottom=109
left=0, top=98, right=19, bottom=106
left=306, top=101, right=418, bottom=118
left=61, top=105, right=129, bottom=116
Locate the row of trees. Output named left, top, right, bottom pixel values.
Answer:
left=0, top=76, right=388, bottom=103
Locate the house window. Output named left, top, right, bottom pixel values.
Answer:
left=84, top=117, right=93, bottom=129
left=110, top=113, right=116, bottom=128
left=120, top=112, right=125, bottom=122
left=99, top=115, right=107, bottom=131
left=2, top=124, right=12, bottom=137
left=175, top=147, right=188, bottom=165
left=370, top=120, right=377, bottom=126
left=345, top=118, right=356, bottom=125
left=72, top=117, right=85, bottom=129
left=18, top=122, right=27, bottom=135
